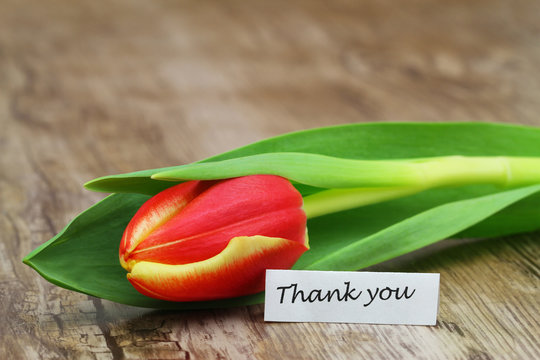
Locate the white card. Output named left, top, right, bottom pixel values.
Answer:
left=264, top=270, right=440, bottom=325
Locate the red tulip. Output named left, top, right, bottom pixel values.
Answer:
left=119, top=175, right=308, bottom=301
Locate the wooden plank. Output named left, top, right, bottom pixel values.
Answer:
left=1, top=0, right=538, bottom=359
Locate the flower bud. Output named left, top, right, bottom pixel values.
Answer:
left=120, top=175, right=308, bottom=301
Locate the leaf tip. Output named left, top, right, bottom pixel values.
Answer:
left=150, top=172, right=175, bottom=181
left=83, top=178, right=104, bottom=192
left=22, top=256, right=31, bottom=266
left=22, top=253, right=37, bottom=269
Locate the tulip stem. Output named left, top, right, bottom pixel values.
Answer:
left=303, top=156, right=540, bottom=218
left=303, top=187, right=422, bottom=218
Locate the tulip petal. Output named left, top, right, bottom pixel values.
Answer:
left=119, top=180, right=212, bottom=268
left=127, top=235, right=309, bottom=301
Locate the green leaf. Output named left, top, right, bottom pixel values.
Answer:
left=302, top=185, right=540, bottom=270
left=294, top=183, right=540, bottom=270
left=85, top=122, right=540, bottom=194
left=152, top=152, right=423, bottom=188
left=23, top=193, right=265, bottom=309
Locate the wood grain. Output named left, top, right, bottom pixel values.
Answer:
left=1, top=0, right=539, bottom=359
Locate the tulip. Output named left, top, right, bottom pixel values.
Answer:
left=119, top=175, right=309, bottom=301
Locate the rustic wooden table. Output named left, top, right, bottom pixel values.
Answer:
left=1, top=0, right=539, bottom=359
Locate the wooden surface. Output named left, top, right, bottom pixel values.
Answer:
left=1, top=0, right=539, bottom=359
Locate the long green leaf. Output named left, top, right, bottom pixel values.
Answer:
left=151, top=153, right=421, bottom=188
left=23, top=193, right=265, bottom=309
left=85, top=122, right=540, bottom=194
left=295, top=184, right=540, bottom=269
left=303, top=185, right=540, bottom=270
